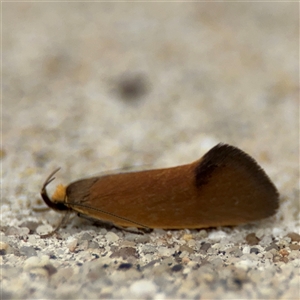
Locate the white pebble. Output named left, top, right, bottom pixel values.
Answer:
left=130, top=279, right=157, bottom=297
left=105, top=232, right=119, bottom=243
left=255, top=229, right=265, bottom=239
left=36, top=224, right=53, bottom=235
left=291, top=259, right=300, bottom=267
left=208, top=231, right=227, bottom=241
left=158, top=246, right=175, bottom=256
left=242, top=246, right=250, bottom=254
left=67, top=237, right=78, bottom=252
left=236, top=259, right=257, bottom=269
left=272, top=227, right=283, bottom=236
left=24, top=255, right=50, bottom=270
left=27, top=235, right=37, bottom=245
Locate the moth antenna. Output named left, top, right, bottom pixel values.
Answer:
left=42, top=167, right=61, bottom=190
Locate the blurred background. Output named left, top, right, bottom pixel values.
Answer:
left=2, top=2, right=298, bottom=224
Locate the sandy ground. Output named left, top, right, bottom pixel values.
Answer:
left=2, top=2, right=299, bottom=299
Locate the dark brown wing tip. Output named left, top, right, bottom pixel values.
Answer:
left=195, top=143, right=279, bottom=212
left=40, top=168, right=69, bottom=212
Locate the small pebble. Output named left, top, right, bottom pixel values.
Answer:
left=36, top=225, right=53, bottom=236
left=289, top=244, right=300, bottom=251
left=234, top=249, right=244, bottom=258
left=282, top=256, right=289, bottom=263
left=80, top=232, right=92, bottom=241
left=250, top=247, right=260, bottom=254
left=100, top=228, right=107, bottom=235
left=200, top=242, right=211, bottom=253
left=245, top=233, right=260, bottom=246
left=259, top=236, right=273, bottom=247
left=158, top=246, right=175, bottom=257
left=110, top=247, right=138, bottom=259
left=24, top=255, right=50, bottom=271
left=27, top=235, right=37, bottom=245
left=255, top=229, right=265, bottom=239
left=279, top=249, right=289, bottom=257
left=181, top=257, right=190, bottom=264
left=142, top=245, right=157, bottom=254
left=188, top=239, right=196, bottom=247
left=242, top=246, right=250, bottom=254
left=118, top=263, right=133, bottom=270
left=171, top=264, right=183, bottom=272
left=209, top=230, right=227, bottom=241
left=67, top=238, right=78, bottom=252
left=20, top=246, right=37, bottom=257
left=78, top=240, right=89, bottom=250
left=287, top=232, right=300, bottom=242
left=88, top=241, right=99, bottom=249
left=268, top=248, right=278, bottom=256
left=130, top=279, right=157, bottom=297
left=278, top=239, right=289, bottom=248
left=179, top=245, right=194, bottom=254
left=124, top=233, right=140, bottom=242
left=207, top=247, right=217, bottom=255
left=210, top=257, right=223, bottom=267
left=121, top=240, right=136, bottom=248
left=105, top=232, right=119, bottom=243
left=183, top=234, right=193, bottom=241
left=227, top=247, right=243, bottom=258
left=264, top=252, right=273, bottom=260
left=4, top=245, right=19, bottom=256
left=19, top=221, right=40, bottom=233
left=162, top=257, right=174, bottom=266
left=273, top=255, right=281, bottom=263
left=135, top=234, right=151, bottom=243
left=197, top=229, right=208, bottom=239
left=265, top=243, right=280, bottom=251
left=282, top=236, right=292, bottom=243
left=0, top=242, right=8, bottom=251
left=5, top=226, right=30, bottom=236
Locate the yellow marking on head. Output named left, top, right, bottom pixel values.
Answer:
left=52, top=184, right=66, bottom=202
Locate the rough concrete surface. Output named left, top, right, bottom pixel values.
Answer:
left=2, top=2, right=299, bottom=299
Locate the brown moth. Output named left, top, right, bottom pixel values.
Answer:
left=41, top=143, right=279, bottom=230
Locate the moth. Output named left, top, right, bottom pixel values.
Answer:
left=41, top=143, right=279, bottom=230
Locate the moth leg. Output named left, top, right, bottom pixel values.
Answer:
left=40, top=211, right=71, bottom=238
